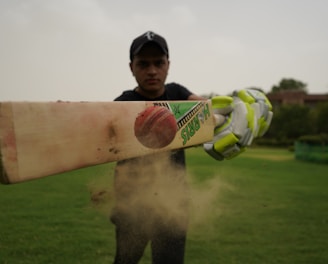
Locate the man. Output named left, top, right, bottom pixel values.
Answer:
left=111, top=31, right=272, bottom=264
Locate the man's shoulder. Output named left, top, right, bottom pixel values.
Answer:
left=165, top=82, right=192, bottom=100
left=165, top=82, right=185, bottom=90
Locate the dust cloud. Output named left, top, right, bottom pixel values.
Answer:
left=89, top=151, right=233, bottom=237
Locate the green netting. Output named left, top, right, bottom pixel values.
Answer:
left=294, top=141, right=328, bottom=164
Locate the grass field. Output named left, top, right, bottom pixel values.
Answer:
left=1, top=147, right=327, bottom=263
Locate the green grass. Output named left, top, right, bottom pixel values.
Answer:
left=1, top=147, right=328, bottom=263
left=186, top=148, right=328, bottom=263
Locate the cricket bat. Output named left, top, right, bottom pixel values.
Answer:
left=0, top=100, right=218, bottom=184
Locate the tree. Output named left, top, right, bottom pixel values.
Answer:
left=267, top=105, right=314, bottom=140
left=271, top=78, right=308, bottom=93
left=315, top=102, right=328, bottom=134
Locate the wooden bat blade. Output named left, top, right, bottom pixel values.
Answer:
left=0, top=100, right=215, bottom=184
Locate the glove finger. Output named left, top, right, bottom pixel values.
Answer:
left=211, top=96, right=233, bottom=115
left=231, top=100, right=250, bottom=137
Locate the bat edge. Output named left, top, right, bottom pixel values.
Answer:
left=0, top=151, right=10, bottom=184
left=0, top=102, right=19, bottom=184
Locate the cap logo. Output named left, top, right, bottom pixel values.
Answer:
left=145, top=31, right=155, bottom=40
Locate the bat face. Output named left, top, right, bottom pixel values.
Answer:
left=0, top=100, right=214, bottom=184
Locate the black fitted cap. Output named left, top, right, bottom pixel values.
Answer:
left=129, top=31, right=169, bottom=61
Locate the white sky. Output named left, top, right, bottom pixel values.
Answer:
left=1, top=0, right=328, bottom=101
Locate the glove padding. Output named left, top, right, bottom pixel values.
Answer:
left=204, top=89, right=273, bottom=160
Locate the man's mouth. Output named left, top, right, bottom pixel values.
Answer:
left=146, top=79, right=158, bottom=85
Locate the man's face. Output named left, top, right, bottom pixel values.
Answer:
left=130, top=43, right=169, bottom=97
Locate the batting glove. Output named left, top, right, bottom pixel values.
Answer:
left=203, top=89, right=273, bottom=160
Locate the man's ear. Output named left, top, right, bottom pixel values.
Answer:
left=129, top=62, right=134, bottom=76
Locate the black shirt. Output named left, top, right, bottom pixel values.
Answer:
left=114, top=82, right=192, bottom=102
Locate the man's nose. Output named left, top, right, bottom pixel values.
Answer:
left=147, top=64, right=157, bottom=74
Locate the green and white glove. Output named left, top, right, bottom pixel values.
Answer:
left=204, top=89, right=273, bottom=160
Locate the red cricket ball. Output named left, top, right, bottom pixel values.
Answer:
left=134, top=106, right=178, bottom=148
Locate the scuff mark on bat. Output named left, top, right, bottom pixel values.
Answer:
left=108, top=123, right=117, bottom=139
left=107, top=122, right=120, bottom=154
left=109, top=147, right=120, bottom=154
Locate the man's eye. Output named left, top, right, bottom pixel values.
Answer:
left=137, top=62, right=149, bottom=68
left=155, top=61, right=165, bottom=67
left=136, top=60, right=166, bottom=68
